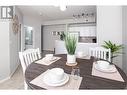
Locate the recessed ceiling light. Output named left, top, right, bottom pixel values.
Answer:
left=60, top=5, right=67, bottom=11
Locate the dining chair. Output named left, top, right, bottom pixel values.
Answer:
left=89, top=47, right=111, bottom=62
left=19, top=48, right=41, bottom=89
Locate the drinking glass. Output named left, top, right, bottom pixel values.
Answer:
left=71, top=66, right=80, bottom=80
left=93, top=57, right=100, bottom=64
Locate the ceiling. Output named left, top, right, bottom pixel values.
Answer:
left=17, top=6, right=96, bottom=21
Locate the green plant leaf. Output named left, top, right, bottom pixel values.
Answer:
left=102, top=40, right=123, bottom=62
left=64, top=33, right=77, bottom=55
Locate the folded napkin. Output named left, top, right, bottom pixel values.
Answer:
left=35, top=57, right=61, bottom=66
left=92, top=62, right=124, bottom=82
left=30, top=70, right=82, bottom=90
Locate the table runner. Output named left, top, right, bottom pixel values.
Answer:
left=35, top=57, right=61, bottom=66
left=30, top=70, right=82, bottom=90
left=92, top=62, right=124, bottom=82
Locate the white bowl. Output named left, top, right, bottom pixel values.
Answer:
left=45, top=54, right=53, bottom=60
left=43, top=73, right=69, bottom=86
left=97, top=60, right=110, bottom=70
left=94, top=64, right=117, bottom=73
left=48, top=68, right=64, bottom=83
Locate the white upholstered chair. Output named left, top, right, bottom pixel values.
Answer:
left=19, top=48, right=41, bottom=89
left=89, top=47, right=111, bottom=62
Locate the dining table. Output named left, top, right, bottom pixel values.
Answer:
left=25, top=54, right=127, bottom=89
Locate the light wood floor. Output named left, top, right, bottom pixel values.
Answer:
left=0, top=65, right=24, bottom=89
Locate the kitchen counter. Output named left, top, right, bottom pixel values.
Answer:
left=55, top=40, right=98, bottom=55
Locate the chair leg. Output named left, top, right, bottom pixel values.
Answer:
left=24, top=81, right=28, bottom=90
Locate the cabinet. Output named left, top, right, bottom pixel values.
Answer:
left=84, top=16, right=96, bottom=23
left=68, top=25, right=96, bottom=37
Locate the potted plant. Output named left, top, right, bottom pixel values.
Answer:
left=64, top=32, right=77, bottom=64
left=102, top=41, right=123, bottom=63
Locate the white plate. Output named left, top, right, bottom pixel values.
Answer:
left=94, top=63, right=117, bottom=73
left=49, top=57, right=57, bottom=61
left=43, top=73, right=69, bottom=86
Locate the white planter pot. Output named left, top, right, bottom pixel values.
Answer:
left=67, top=54, right=76, bottom=64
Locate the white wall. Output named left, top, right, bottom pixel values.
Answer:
left=0, top=21, right=10, bottom=81
left=0, top=6, right=23, bottom=81
left=43, top=25, right=66, bottom=51
left=122, top=6, right=127, bottom=74
left=9, top=6, right=23, bottom=76
left=23, top=15, right=42, bottom=51
left=9, top=22, right=19, bottom=76
left=97, top=6, right=123, bottom=68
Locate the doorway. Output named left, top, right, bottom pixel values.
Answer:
left=24, top=26, right=34, bottom=50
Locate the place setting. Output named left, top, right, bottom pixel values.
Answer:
left=43, top=68, right=69, bottom=87
left=35, top=54, right=61, bottom=65
left=94, top=60, right=117, bottom=73
left=92, top=59, right=125, bottom=82
left=30, top=67, right=82, bottom=90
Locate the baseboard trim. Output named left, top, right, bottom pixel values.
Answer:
left=0, top=76, right=11, bottom=83
left=10, top=63, right=20, bottom=77
left=0, top=64, right=20, bottom=84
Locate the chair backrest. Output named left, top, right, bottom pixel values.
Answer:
left=89, top=47, right=111, bottom=62
left=19, top=48, right=41, bottom=73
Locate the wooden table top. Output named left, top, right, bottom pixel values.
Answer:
left=25, top=54, right=127, bottom=89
